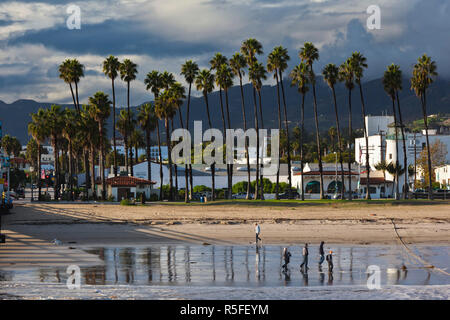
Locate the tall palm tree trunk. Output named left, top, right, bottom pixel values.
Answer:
left=312, top=83, right=325, bottom=199
left=421, top=93, right=433, bottom=200
left=68, top=141, right=74, bottom=201
left=52, top=138, right=59, bottom=200
left=274, top=74, right=282, bottom=200
left=165, top=118, right=173, bottom=201
left=171, top=118, right=178, bottom=199
left=124, top=136, right=129, bottom=174
left=396, top=91, right=408, bottom=199
left=84, top=149, right=90, bottom=199
left=112, top=78, right=118, bottom=176
left=225, top=89, right=233, bottom=200
left=178, top=106, right=190, bottom=203
left=156, top=121, right=164, bottom=200
left=257, top=90, right=265, bottom=200
left=74, top=81, right=80, bottom=113
left=218, top=88, right=229, bottom=199
left=145, top=129, right=152, bottom=185
left=279, top=74, right=292, bottom=198
left=90, top=146, right=96, bottom=200
left=347, top=89, right=353, bottom=200
left=358, top=83, right=371, bottom=200
left=127, top=81, right=134, bottom=176
left=300, top=93, right=305, bottom=201
left=185, top=83, right=194, bottom=200
left=203, top=93, right=215, bottom=201
left=69, top=83, right=78, bottom=113
left=238, top=75, right=251, bottom=200
left=252, top=87, right=260, bottom=200
left=331, top=87, right=345, bottom=200
left=390, top=96, right=400, bottom=200
left=99, top=125, right=106, bottom=200
left=37, top=143, right=42, bottom=200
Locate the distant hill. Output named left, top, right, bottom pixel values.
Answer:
left=1, top=77, right=449, bottom=144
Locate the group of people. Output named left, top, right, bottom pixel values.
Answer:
left=254, top=223, right=334, bottom=273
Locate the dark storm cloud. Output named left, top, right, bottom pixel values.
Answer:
left=8, top=19, right=219, bottom=57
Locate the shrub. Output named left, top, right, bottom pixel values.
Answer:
left=120, top=199, right=134, bottom=206
left=149, top=193, right=159, bottom=202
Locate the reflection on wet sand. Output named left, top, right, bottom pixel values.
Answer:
left=1, top=245, right=448, bottom=288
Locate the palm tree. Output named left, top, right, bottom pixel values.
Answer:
left=268, top=46, right=291, bottom=200
left=58, top=59, right=78, bottom=112
left=28, top=109, right=48, bottom=200
left=290, top=63, right=310, bottom=201
left=229, top=53, right=251, bottom=199
left=181, top=60, right=199, bottom=199
left=81, top=105, right=100, bottom=199
left=102, top=55, right=121, bottom=176
left=383, top=66, right=401, bottom=200
left=130, top=128, right=145, bottom=165
left=119, top=59, right=138, bottom=176
left=155, top=89, right=177, bottom=201
left=195, top=69, right=216, bottom=200
left=338, top=59, right=355, bottom=200
left=116, top=109, right=133, bottom=177
left=374, top=160, right=388, bottom=198
left=137, top=103, right=157, bottom=185
left=62, top=108, right=79, bottom=201
left=169, top=82, right=187, bottom=202
left=384, top=64, right=408, bottom=199
left=249, top=61, right=267, bottom=200
left=299, top=42, right=324, bottom=199
left=411, top=54, right=437, bottom=200
left=351, top=52, right=370, bottom=200
left=215, top=61, right=235, bottom=199
left=88, top=92, right=112, bottom=200
left=387, top=162, right=405, bottom=198
left=323, top=63, right=345, bottom=200
left=144, top=70, right=165, bottom=199
left=46, top=105, right=64, bottom=200
left=241, top=39, right=263, bottom=199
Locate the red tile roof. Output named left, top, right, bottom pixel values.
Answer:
left=294, top=171, right=359, bottom=176
left=105, top=176, right=156, bottom=187
left=360, top=177, right=392, bottom=185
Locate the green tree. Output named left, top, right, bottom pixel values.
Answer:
left=119, top=59, right=138, bottom=176
left=102, top=55, right=121, bottom=176
left=411, top=54, right=438, bottom=199
left=299, top=42, right=324, bottom=199
left=137, top=103, right=158, bottom=186
left=323, top=63, right=345, bottom=200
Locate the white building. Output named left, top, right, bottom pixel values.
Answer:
left=356, top=115, right=450, bottom=193
left=435, top=165, right=450, bottom=189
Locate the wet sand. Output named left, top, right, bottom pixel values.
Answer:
left=2, top=201, right=449, bottom=246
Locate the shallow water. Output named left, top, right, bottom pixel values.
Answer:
left=1, top=245, right=449, bottom=288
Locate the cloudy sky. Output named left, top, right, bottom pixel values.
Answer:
left=0, top=0, right=448, bottom=105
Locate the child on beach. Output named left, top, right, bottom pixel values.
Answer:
left=326, top=250, right=334, bottom=272
left=282, top=247, right=291, bottom=271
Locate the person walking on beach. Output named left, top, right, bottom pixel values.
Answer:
left=300, top=243, right=309, bottom=271
left=318, top=241, right=325, bottom=266
left=282, top=247, right=291, bottom=272
left=254, top=223, right=262, bottom=245
left=326, top=250, right=334, bottom=272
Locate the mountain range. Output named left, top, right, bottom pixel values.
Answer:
left=1, top=77, right=449, bottom=144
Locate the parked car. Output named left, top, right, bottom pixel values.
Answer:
left=278, top=191, right=300, bottom=199
left=15, top=188, right=25, bottom=198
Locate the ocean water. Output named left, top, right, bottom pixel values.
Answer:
left=1, top=244, right=449, bottom=299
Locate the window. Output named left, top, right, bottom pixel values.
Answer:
left=305, top=181, right=320, bottom=194
left=389, top=153, right=392, bottom=160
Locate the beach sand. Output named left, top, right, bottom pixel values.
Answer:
left=2, top=201, right=449, bottom=247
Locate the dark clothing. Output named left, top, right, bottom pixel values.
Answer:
left=282, top=252, right=291, bottom=271
left=326, top=254, right=333, bottom=272
left=319, top=243, right=324, bottom=256
left=318, top=255, right=325, bottom=265
left=256, top=234, right=262, bottom=244
left=300, top=246, right=309, bottom=270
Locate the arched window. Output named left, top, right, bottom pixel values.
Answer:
left=305, top=181, right=320, bottom=194
left=327, top=181, right=344, bottom=193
